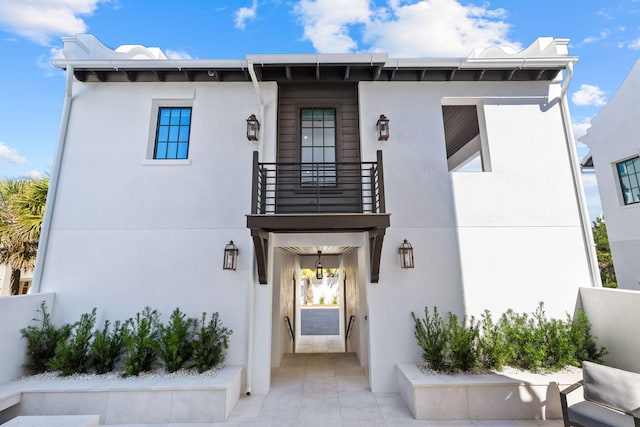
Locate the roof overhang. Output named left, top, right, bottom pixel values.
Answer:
left=53, top=34, right=577, bottom=84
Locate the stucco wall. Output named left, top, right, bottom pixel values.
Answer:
left=359, top=80, right=592, bottom=391
left=579, top=287, right=640, bottom=373
left=38, top=81, right=278, bottom=379
left=38, top=74, right=594, bottom=395
left=0, top=293, right=55, bottom=383
left=581, top=61, right=640, bottom=290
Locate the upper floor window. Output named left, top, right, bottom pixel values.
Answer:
left=154, top=107, right=192, bottom=159
left=617, top=156, right=640, bottom=205
left=301, top=108, right=336, bottom=185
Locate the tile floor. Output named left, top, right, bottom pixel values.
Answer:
left=105, top=346, right=566, bottom=426
left=296, top=335, right=344, bottom=353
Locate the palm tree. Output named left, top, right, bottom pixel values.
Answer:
left=0, top=176, right=49, bottom=295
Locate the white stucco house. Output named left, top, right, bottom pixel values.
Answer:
left=0, top=264, right=32, bottom=296
left=28, top=34, right=599, bottom=394
left=581, top=60, right=640, bottom=291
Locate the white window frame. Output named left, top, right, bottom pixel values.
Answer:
left=144, top=98, right=194, bottom=166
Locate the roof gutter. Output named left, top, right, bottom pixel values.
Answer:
left=557, top=61, right=602, bottom=287
left=32, top=65, right=75, bottom=293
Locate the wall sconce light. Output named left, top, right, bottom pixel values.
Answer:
left=376, top=114, right=389, bottom=141
left=223, top=240, right=238, bottom=270
left=246, top=114, right=260, bottom=141
left=399, top=239, right=414, bottom=269
left=315, top=250, right=323, bottom=280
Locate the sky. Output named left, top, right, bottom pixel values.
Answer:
left=1, top=0, right=639, bottom=220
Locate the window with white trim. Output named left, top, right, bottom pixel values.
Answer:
left=617, top=156, right=640, bottom=205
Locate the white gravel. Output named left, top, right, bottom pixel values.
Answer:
left=16, top=365, right=223, bottom=382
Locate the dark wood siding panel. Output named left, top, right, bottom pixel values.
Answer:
left=277, top=83, right=361, bottom=164
left=276, top=83, right=363, bottom=213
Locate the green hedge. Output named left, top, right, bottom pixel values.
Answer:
left=412, top=302, right=606, bottom=374
left=20, top=302, right=232, bottom=377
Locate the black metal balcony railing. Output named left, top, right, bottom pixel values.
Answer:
left=251, top=150, right=386, bottom=215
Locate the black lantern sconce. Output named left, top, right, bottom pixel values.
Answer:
left=376, top=114, right=389, bottom=141
left=246, top=114, right=260, bottom=141
left=399, top=239, right=414, bottom=269
left=223, top=240, right=238, bottom=270
left=315, top=250, right=323, bottom=280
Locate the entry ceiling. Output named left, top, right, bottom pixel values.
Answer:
left=280, top=246, right=358, bottom=256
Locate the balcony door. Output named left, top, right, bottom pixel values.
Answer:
left=276, top=83, right=362, bottom=213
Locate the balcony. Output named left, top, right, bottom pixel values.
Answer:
left=246, top=150, right=390, bottom=284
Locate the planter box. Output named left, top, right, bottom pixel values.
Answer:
left=0, top=366, right=242, bottom=425
left=397, top=364, right=581, bottom=420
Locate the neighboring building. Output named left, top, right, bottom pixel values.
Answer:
left=32, top=34, right=598, bottom=394
left=0, top=265, right=32, bottom=296
left=581, top=60, right=640, bottom=291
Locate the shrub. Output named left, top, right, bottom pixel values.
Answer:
left=50, top=308, right=97, bottom=376
left=122, top=307, right=160, bottom=376
left=157, top=308, right=197, bottom=372
left=477, top=310, right=509, bottom=370
left=447, top=312, right=478, bottom=372
left=20, top=301, right=71, bottom=374
left=89, top=319, right=126, bottom=374
left=570, top=308, right=607, bottom=364
left=192, top=312, right=232, bottom=373
left=413, top=303, right=605, bottom=374
left=411, top=307, right=448, bottom=372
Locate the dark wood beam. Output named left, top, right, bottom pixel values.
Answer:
left=122, top=70, right=136, bottom=82
left=94, top=71, right=106, bottom=82
left=369, top=229, right=386, bottom=283
left=316, top=64, right=320, bottom=80
left=153, top=70, right=166, bottom=82
left=344, top=65, right=350, bottom=80
left=285, top=66, right=292, bottom=80
left=251, top=229, right=269, bottom=285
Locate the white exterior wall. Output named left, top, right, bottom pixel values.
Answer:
left=34, top=65, right=594, bottom=395
left=582, top=61, right=640, bottom=290
left=359, top=80, right=592, bottom=391
left=0, top=293, right=55, bottom=382
left=579, top=287, right=640, bottom=372
left=38, top=81, right=278, bottom=388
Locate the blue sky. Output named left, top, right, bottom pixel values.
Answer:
left=1, top=0, right=639, bottom=219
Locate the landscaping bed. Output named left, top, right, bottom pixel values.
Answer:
left=0, top=366, right=243, bottom=425
left=397, top=363, right=581, bottom=420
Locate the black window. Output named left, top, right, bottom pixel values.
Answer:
left=617, top=156, right=640, bottom=205
left=300, top=108, right=336, bottom=185
left=154, top=107, right=192, bottom=159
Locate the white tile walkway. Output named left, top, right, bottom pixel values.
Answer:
left=105, top=352, right=565, bottom=426
left=296, top=335, right=344, bottom=353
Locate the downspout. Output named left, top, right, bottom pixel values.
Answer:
left=244, top=60, right=264, bottom=396
left=32, top=65, right=75, bottom=293
left=557, top=62, right=602, bottom=287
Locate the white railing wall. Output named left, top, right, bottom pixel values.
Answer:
left=579, top=287, right=640, bottom=373
left=0, top=293, right=55, bottom=383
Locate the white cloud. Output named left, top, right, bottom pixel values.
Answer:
left=294, top=0, right=518, bottom=56
left=572, top=84, right=607, bottom=107
left=36, top=47, right=65, bottom=76
left=364, top=0, right=517, bottom=57
left=24, top=170, right=44, bottom=179
left=235, top=0, right=258, bottom=30
left=582, top=29, right=611, bottom=44
left=165, top=49, right=193, bottom=60
left=0, top=0, right=107, bottom=45
left=629, top=38, right=640, bottom=49
left=0, top=142, right=27, bottom=164
left=294, top=0, right=371, bottom=53
left=572, top=117, right=592, bottom=148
